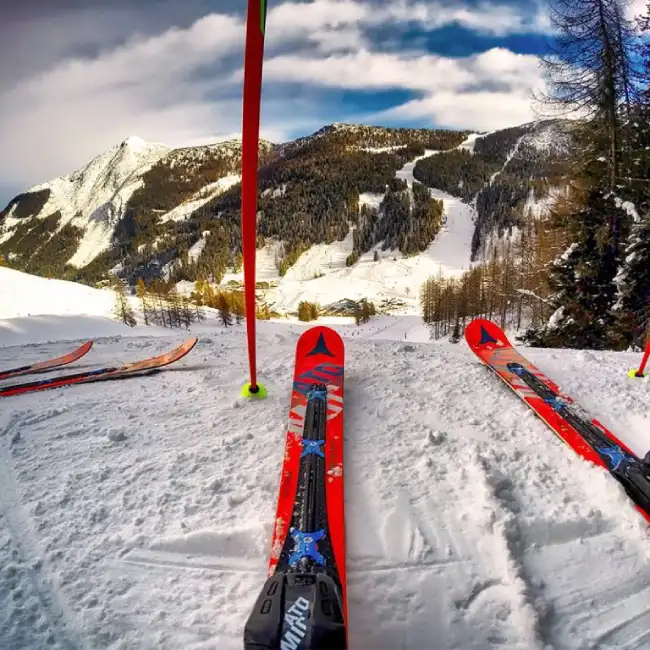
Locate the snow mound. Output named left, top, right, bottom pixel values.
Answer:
left=0, top=267, right=114, bottom=321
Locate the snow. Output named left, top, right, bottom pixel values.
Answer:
left=25, top=137, right=170, bottom=268
left=546, top=307, right=564, bottom=331
left=0, top=267, right=115, bottom=323
left=2, top=305, right=650, bottom=649
left=359, top=145, right=406, bottom=153
left=457, top=132, right=484, bottom=153
left=188, top=236, right=208, bottom=265
left=358, top=192, right=384, bottom=209
left=613, top=196, right=640, bottom=222
left=159, top=175, right=241, bottom=223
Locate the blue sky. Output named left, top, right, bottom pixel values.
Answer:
left=0, top=0, right=638, bottom=207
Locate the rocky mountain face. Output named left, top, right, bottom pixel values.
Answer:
left=0, top=120, right=571, bottom=286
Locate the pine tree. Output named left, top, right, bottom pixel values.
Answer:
left=256, top=303, right=272, bottom=320
left=611, top=205, right=650, bottom=348
left=180, top=295, right=194, bottom=328
left=112, top=278, right=136, bottom=327
left=449, top=320, right=461, bottom=344
left=194, top=301, right=206, bottom=323
left=298, top=301, right=313, bottom=322
left=535, top=0, right=639, bottom=193
left=525, top=187, right=627, bottom=348
left=168, top=289, right=182, bottom=328
left=420, top=277, right=436, bottom=324
left=353, top=302, right=362, bottom=326
left=217, top=293, right=233, bottom=327
left=136, top=278, right=149, bottom=325
left=232, top=293, right=245, bottom=324
left=360, top=300, right=373, bottom=324
left=193, top=279, right=206, bottom=306
left=528, top=0, right=644, bottom=348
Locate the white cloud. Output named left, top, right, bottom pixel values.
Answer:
left=264, top=47, right=545, bottom=130
left=266, top=0, right=553, bottom=42
left=381, top=89, right=540, bottom=131
left=265, top=50, right=476, bottom=91
left=376, top=0, right=553, bottom=36
left=626, top=0, right=648, bottom=22
left=0, top=0, right=552, bottom=192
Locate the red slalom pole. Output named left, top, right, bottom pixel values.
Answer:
left=630, top=336, right=650, bottom=378
left=240, top=0, right=268, bottom=399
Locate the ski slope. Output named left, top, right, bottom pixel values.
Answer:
left=2, top=314, right=650, bottom=650
left=217, top=152, right=475, bottom=314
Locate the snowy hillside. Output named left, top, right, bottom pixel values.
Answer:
left=0, top=137, right=261, bottom=270
left=1, top=121, right=570, bottom=309
left=1, top=137, right=170, bottom=267
left=218, top=150, right=476, bottom=314
left=0, top=267, right=115, bottom=322
left=1, top=314, right=650, bottom=649
left=0, top=267, right=154, bottom=347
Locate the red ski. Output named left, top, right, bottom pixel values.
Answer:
left=0, top=337, right=198, bottom=398
left=244, top=325, right=347, bottom=650
left=465, top=318, right=650, bottom=524
left=0, top=340, right=93, bottom=381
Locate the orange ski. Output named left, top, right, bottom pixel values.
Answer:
left=1, top=337, right=198, bottom=398
left=0, top=340, right=93, bottom=381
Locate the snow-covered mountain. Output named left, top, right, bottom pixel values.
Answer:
left=1, top=137, right=170, bottom=267
left=0, top=120, right=571, bottom=314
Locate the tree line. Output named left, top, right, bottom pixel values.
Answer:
left=420, top=215, right=566, bottom=337
left=420, top=0, right=650, bottom=350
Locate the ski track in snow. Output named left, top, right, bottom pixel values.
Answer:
left=1, top=322, right=650, bottom=649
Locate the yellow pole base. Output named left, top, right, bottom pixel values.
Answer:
left=240, top=381, right=268, bottom=399
left=628, top=368, right=646, bottom=378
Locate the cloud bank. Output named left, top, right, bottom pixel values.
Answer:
left=0, top=0, right=555, bottom=196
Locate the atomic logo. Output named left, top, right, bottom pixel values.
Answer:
left=306, top=332, right=335, bottom=357
left=478, top=326, right=500, bottom=347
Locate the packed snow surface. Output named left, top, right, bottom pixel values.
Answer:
left=2, top=310, right=650, bottom=649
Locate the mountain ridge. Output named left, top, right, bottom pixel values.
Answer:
left=0, top=119, right=572, bottom=299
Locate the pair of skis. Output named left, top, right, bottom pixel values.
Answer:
left=0, top=337, right=198, bottom=398
left=249, top=319, right=650, bottom=650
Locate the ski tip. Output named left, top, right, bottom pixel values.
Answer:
left=464, top=318, right=511, bottom=351
left=241, top=381, right=268, bottom=399
left=628, top=368, right=646, bottom=378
